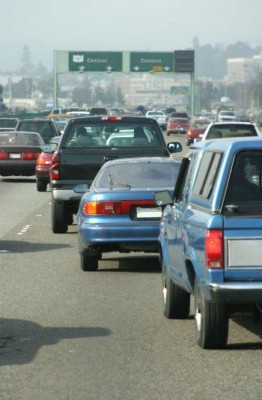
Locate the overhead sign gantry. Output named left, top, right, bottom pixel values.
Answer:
left=53, top=50, right=195, bottom=113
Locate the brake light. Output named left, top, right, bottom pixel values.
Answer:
left=83, top=199, right=155, bottom=215
left=205, top=230, right=224, bottom=269
left=100, top=116, right=123, bottom=121
left=36, top=154, right=52, bottom=166
left=0, top=151, right=8, bottom=160
left=51, top=153, right=60, bottom=180
left=83, top=201, right=122, bottom=215
left=21, top=152, right=41, bottom=160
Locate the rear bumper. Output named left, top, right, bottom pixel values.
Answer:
left=203, top=282, right=262, bottom=304
left=52, top=187, right=82, bottom=202
left=35, top=168, right=50, bottom=180
left=78, top=221, right=160, bottom=252
left=0, top=161, right=36, bottom=176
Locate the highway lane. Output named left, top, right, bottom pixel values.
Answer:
left=1, top=159, right=262, bottom=400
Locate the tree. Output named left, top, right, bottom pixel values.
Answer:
left=20, top=45, right=34, bottom=76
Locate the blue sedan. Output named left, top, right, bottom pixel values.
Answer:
left=75, top=157, right=181, bottom=271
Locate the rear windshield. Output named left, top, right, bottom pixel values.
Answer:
left=207, top=124, right=257, bottom=139
left=62, top=122, right=162, bottom=148
left=224, top=150, right=262, bottom=215
left=0, top=119, right=18, bottom=128
left=95, top=160, right=181, bottom=188
left=18, top=121, right=54, bottom=143
left=170, top=118, right=189, bottom=124
left=0, top=132, right=44, bottom=146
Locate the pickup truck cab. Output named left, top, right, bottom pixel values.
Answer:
left=50, top=115, right=181, bottom=233
left=155, top=137, right=262, bottom=348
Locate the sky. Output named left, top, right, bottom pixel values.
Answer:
left=1, top=0, right=262, bottom=72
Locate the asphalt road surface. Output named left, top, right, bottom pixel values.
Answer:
left=1, top=143, right=262, bottom=400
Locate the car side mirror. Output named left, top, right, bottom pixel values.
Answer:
left=43, top=143, right=58, bottom=153
left=166, top=141, right=183, bottom=153
left=43, top=144, right=52, bottom=153
left=154, top=190, right=173, bottom=206
left=74, top=184, right=89, bottom=194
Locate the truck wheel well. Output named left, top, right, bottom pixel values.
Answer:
left=185, top=260, right=195, bottom=293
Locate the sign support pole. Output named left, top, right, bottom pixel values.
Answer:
left=190, top=72, right=195, bottom=117
left=53, top=51, right=58, bottom=108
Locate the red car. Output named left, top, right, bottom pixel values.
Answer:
left=166, top=118, right=190, bottom=136
left=0, top=131, right=44, bottom=177
left=186, top=119, right=210, bottom=145
left=35, top=136, right=60, bottom=191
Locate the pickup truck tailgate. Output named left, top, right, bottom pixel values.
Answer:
left=59, top=147, right=166, bottom=181
left=223, top=216, right=262, bottom=281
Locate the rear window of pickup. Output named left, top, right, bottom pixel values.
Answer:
left=62, top=122, right=162, bottom=148
left=224, top=150, right=262, bottom=215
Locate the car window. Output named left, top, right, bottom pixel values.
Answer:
left=174, top=153, right=199, bottom=203
left=94, top=161, right=180, bottom=188
left=207, top=124, right=257, bottom=139
left=224, top=150, right=262, bottom=214
left=192, top=151, right=222, bottom=199
left=0, top=119, right=18, bottom=128
left=18, top=121, right=55, bottom=143
left=63, top=122, right=161, bottom=148
left=0, top=132, right=44, bottom=146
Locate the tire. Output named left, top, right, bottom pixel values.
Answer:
left=66, top=213, right=74, bottom=225
left=36, top=180, right=48, bottom=192
left=51, top=198, right=68, bottom=233
left=162, top=260, right=190, bottom=319
left=81, top=254, right=98, bottom=271
left=194, top=279, right=228, bottom=349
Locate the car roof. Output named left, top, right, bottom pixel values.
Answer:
left=192, top=136, right=262, bottom=152
left=67, top=115, right=157, bottom=123
left=209, top=121, right=255, bottom=126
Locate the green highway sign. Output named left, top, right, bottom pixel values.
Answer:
left=170, top=86, right=190, bottom=95
left=69, top=51, right=123, bottom=72
left=130, top=52, right=174, bottom=72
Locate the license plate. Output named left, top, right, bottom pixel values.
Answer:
left=136, top=207, right=162, bottom=218
left=9, top=153, right=21, bottom=159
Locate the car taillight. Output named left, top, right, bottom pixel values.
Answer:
left=21, top=152, right=41, bottom=160
left=205, top=230, right=224, bottom=269
left=51, top=153, right=60, bottom=180
left=100, top=116, right=123, bottom=121
left=0, top=151, right=9, bottom=160
left=83, top=201, right=122, bottom=215
left=37, top=155, right=52, bottom=166
left=83, top=199, right=155, bottom=215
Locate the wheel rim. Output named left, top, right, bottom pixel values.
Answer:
left=195, top=302, right=202, bottom=332
left=162, top=263, right=167, bottom=305
left=195, top=285, right=202, bottom=333
left=163, top=283, right=167, bottom=305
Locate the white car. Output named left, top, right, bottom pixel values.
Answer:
left=146, top=110, right=166, bottom=130
left=200, top=122, right=261, bottom=141
left=217, top=110, right=236, bottom=122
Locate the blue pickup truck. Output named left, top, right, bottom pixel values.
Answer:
left=155, top=137, right=262, bottom=349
